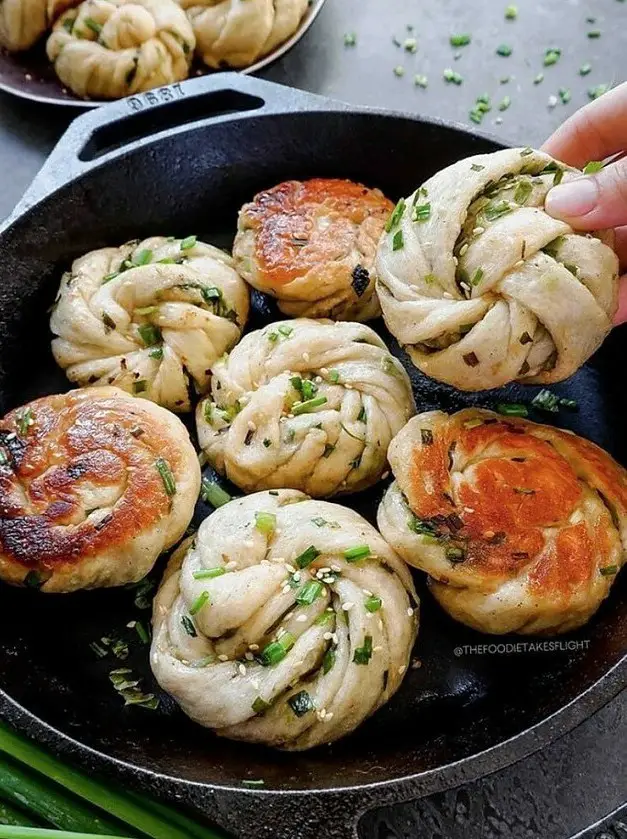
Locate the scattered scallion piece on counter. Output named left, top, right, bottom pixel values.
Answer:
left=255, top=511, right=276, bottom=535
left=533, top=72, right=544, bottom=84
left=588, top=83, right=610, bottom=99
left=505, top=4, right=518, bottom=19
left=587, top=29, right=601, bottom=38
left=344, top=545, right=371, bottom=563
left=558, top=87, right=571, bottom=104
left=200, top=478, right=232, bottom=508
left=155, top=458, right=176, bottom=497
left=393, top=65, right=405, bottom=77
left=343, top=32, right=356, bottom=47
left=579, top=62, right=592, bottom=76
left=496, top=403, right=529, bottom=417
left=583, top=160, right=604, bottom=174
left=450, top=33, right=471, bottom=46
left=404, top=38, right=417, bottom=53
left=414, top=74, right=428, bottom=88
left=443, top=68, right=463, bottom=84
left=496, top=44, right=512, bottom=56
left=543, top=47, right=561, bottom=66
left=498, top=95, right=511, bottom=111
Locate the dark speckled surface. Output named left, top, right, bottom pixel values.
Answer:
left=0, top=0, right=625, bottom=837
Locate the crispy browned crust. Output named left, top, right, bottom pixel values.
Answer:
left=0, top=387, right=199, bottom=591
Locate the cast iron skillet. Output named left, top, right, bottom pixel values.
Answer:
left=0, top=73, right=625, bottom=839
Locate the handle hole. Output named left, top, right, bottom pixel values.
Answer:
left=78, top=89, right=265, bottom=162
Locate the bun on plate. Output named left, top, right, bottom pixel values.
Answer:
left=47, top=0, right=195, bottom=99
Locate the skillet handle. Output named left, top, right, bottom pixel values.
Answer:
left=568, top=801, right=627, bottom=839
left=5, top=73, right=341, bottom=226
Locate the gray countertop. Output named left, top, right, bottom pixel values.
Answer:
left=0, top=0, right=625, bottom=836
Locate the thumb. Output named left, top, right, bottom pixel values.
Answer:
left=545, top=157, right=627, bottom=230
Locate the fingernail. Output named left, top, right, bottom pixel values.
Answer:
left=546, top=176, right=599, bottom=218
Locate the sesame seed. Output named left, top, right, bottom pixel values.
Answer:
left=249, top=643, right=260, bottom=651
left=483, top=530, right=495, bottom=539
left=302, top=352, right=310, bottom=362
left=296, top=614, right=308, bottom=622
left=464, top=507, right=474, bottom=514
left=324, top=712, right=334, bottom=721
left=398, top=665, right=407, bottom=675
left=459, top=243, right=469, bottom=256
left=245, top=652, right=254, bottom=661
left=218, top=654, right=229, bottom=662
left=453, top=256, right=459, bottom=266
left=323, top=632, right=333, bottom=640
left=473, top=226, right=485, bottom=235
left=284, top=563, right=296, bottom=573
left=331, top=633, right=339, bottom=644
left=320, top=368, right=329, bottom=376
left=407, top=607, right=414, bottom=617
left=381, top=471, right=390, bottom=480
left=284, top=611, right=294, bottom=621
left=378, top=619, right=384, bottom=631
left=322, top=577, right=335, bottom=584
left=373, top=645, right=383, bottom=653
left=514, top=259, right=524, bottom=268
left=238, top=664, right=246, bottom=676
left=345, top=383, right=353, bottom=389
left=363, top=589, right=373, bottom=596
left=282, top=585, right=291, bottom=594
left=315, top=376, right=322, bottom=384
left=342, top=602, right=354, bottom=611
left=247, top=420, right=257, bottom=432
left=442, top=292, right=454, bottom=299
left=318, top=567, right=331, bottom=574
left=331, top=565, right=342, bottom=573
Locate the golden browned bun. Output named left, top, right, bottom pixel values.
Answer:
left=47, top=0, right=194, bottom=100
left=376, top=148, right=619, bottom=391
left=180, top=0, right=308, bottom=70
left=0, top=387, right=200, bottom=593
left=151, top=489, right=418, bottom=750
left=378, top=409, right=627, bottom=635
left=50, top=236, right=249, bottom=413
left=0, top=0, right=77, bottom=51
left=233, top=178, right=394, bottom=322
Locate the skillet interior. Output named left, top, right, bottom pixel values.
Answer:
left=0, top=106, right=625, bottom=792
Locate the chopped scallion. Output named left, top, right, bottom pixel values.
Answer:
left=200, top=478, right=232, bottom=508
left=343, top=545, right=371, bottom=563
left=255, top=511, right=277, bottom=535
left=155, top=458, right=176, bottom=496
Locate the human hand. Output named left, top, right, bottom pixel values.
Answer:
left=543, top=81, right=627, bottom=324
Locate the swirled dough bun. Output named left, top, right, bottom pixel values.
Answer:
left=179, top=0, right=308, bottom=69
left=0, top=387, right=200, bottom=593
left=196, top=319, right=416, bottom=497
left=0, top=0, right=76, bottom=51
left=233, top=178, right=394, bottom=321
left=376, top=148, right=619, bottom=391
left=50, top=236, right=249, bottom=412
left=378, top=409, right=627, bottom=635
left=47, top=0, right=194, bottom=100
left=151, top=489, right=418, bottom=750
